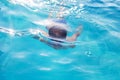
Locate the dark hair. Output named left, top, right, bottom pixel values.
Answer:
left=49, top=26, right=67, bottom=39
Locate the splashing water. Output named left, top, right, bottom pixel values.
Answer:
left=0, top=0, right=120, bottom=80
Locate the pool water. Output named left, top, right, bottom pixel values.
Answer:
left=0, top=0, right=120, bottom=80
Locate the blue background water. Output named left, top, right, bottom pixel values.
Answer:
left=0, top=0, right=120, bottom=80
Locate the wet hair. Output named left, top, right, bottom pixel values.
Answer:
left=49, top=26, right=67, bottom=39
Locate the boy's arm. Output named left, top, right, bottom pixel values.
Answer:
left=66, top=26, right=82, bottom=42
left=32, top=29, right=49, bottom=41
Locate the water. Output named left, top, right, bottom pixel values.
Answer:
left=0, top=0, right=120, bottom=80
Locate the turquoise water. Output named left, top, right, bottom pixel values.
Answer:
left=0, top=0, right=120, bottom=80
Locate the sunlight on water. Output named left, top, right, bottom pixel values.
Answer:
left=0, top=0, right=120, bottom=80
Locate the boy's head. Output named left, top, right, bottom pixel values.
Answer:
left=49, top=26, right=67, bottom=39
